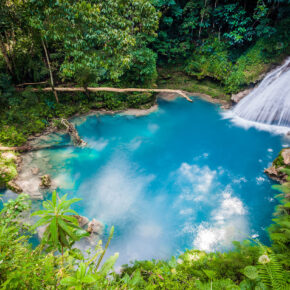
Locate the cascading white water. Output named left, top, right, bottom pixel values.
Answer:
left=233, top=57, right=290, bottom=127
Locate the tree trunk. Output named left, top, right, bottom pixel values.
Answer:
left=41, top=38, right=59, bottom=103
left=0, top=37, right=13, bottom=74
left=198, top=0, right=208, bottom=39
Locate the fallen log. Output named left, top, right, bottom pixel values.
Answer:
left=30, top=87, right=193, bottom=102
left=60, top=118, right=87, bottom=146
left=16, top=81, right=48, bottom=87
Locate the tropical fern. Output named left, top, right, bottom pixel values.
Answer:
left=258, top=252, right=287, bottom=289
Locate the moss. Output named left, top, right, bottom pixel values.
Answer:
left=0, top=151, right=18, bottom=187
left=273, top=150, right=285, bottom=168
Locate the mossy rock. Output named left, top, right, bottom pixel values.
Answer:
left=273, top=148, right=290, bottom=167
left=0, top=151, right=18, bottom=187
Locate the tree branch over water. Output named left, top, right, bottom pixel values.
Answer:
left=29, top=87, right=193, bottom=102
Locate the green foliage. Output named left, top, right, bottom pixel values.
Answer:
left=31, top=191, right=87, bottom=251
left=268, top=176, right=290, bottom=276
left=273, top=150, right=287, bottom=167
left=185, top=38, right=232, bottom=82
left=0, top=179, right=290, bottom=289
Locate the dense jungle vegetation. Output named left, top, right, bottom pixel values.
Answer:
left=1, top=0, right=290, bottom=147
left=0, top=0, right=290, bottom=289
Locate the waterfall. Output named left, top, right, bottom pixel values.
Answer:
left=233, top=57, right=290, bottom=128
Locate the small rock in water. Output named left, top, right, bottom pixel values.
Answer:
left=87, top=219, right=103, bottom=235
left=7, top=180, right=23, bottom=193
left=31, top=167, right=40, bottom=175
left=40, top=174, right=52, bottom=188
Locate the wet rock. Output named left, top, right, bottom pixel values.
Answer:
left=31, top=167, right=40, bottom=175
left=87, top=219, right=103, bottom=235
left=264, top=166, right=288, bottom=183
left=74, top=215, right=89, bottom=228
left=281, top=148, right=290, bottom=165
left=40, top=174, right=51, bottom=188
left=231, top=88, right=253, bottom=103
left=7, top=180, right=23, bottom=193
left=221, top=103, right=231, bottom=110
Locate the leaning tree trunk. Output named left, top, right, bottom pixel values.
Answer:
left=41, top=38, right=59, bottom=103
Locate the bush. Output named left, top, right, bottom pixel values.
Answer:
left=185, top=38, right=232, bottom=82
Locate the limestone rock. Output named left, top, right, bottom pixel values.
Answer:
left=37, top=225, right=48, bottom=240
left=264, top=166, right=288, bottom=183
left=40, top=174, right=51, bottom=188
left=7, top=180, right=23, bottom=193
left=231, top=88, right=253, bottom=103
left=31, top=167, right=40, bottom=175
left=281, top=148, right=290, bottom=166
left=1, top=152, right=17, bottom=161
left=74, top=215, right=89, bottom=228
left=87, top=219, right=103, bottom=235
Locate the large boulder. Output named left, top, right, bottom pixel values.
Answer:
left=73, top=215, right=89, bottom=228
left=264, top=166, right=288, bottom=183
left=281, top=148, right=290, bottom=166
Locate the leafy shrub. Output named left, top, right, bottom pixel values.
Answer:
left=0, top=125, right=27, bottom=146
left=185, top=38, right=232, bottom=82
left=0, top=151, right=18, bottom=186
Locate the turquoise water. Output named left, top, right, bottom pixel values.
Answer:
left=3, top=98, right=290, bottom=265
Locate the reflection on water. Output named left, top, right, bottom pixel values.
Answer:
left=2, top=98, right=290, bottom=266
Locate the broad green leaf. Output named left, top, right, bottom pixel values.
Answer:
left=243, top=266, right=258, bottom=280
left=60, top=276, right=77, bottom=286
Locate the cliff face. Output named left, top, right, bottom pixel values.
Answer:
left=265, top=148, right=290, bottom=183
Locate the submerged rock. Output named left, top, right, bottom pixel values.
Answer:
left=31, top=167, right=40, bottom=175
left=87, top=219, right=103, bottom=235
left=40, top=174, right=52, bottom=188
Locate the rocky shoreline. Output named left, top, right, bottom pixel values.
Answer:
left=265, top=148, right=290, bottom=184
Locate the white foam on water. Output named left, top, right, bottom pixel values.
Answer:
left=222, top=110, right=290, bottom=135
left=232, top=57, right=290, bottom=127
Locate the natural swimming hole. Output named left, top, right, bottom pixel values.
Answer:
left=4, top=97, right=290, bottom=266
